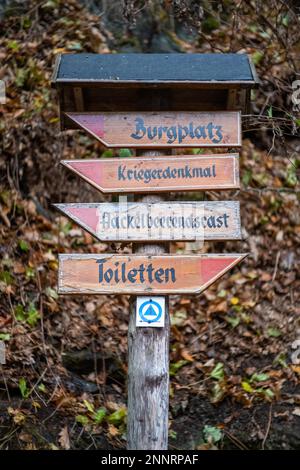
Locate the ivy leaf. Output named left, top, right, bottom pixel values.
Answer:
left=226, top=316, right=240, bottom=328
left=118, top=148, right=132, bottom=158
left=169, top=359, right=188, bottom=376
left=83, top=399, right=94, bottom=413
left=282, top=14, right=289, bottom=27
left=25, top=267, right=35, bottom=279
left=7, top=40, right=19, bottom=51
left=252, top=51, right=263, bottom=65
left=264, top=388, right=275, bottom=399
left=15, top=304, right=25, bottom=321
left=26, top=304, right=40, bottom=327
left=0, top=333, right=10, bottom=341
left=169, top=429, right=177, bottom=439
left=18, top=240, right=29, bottom=252
left=217, top=289, right=227, bottom=298
left=250, top=373, right=269, bottom=383
left=210, top=382, right=226, bottom=404
left=267, top=327, right=281, bottom=338
left=107, top=407, right=127, bottom=425
left=241, top=380, right=254, bottom=393
left=45, top=286, right=58, bottom=300
left=203, top=425, right=222, bottom=444
left=0, top=271, right=14, bottom=285
left=19, top=377, right=29, bottom=398
left=210, top=362, right=224, bottom=381
left=76, top=414, right=89, bottom=426
left=102, top=149, right=114, bottom=158
left=93, top=407, right=106, bottom=424
left=242, top=169, right=252, bottom=185
left=274, top=352, right=288, bottom=368
left=38, top=383, right=46, bottom=393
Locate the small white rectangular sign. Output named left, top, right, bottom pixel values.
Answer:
left=136, top=297, right=165, bottom=328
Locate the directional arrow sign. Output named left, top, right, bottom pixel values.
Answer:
left=65, top=112, right=241, bottom=148
left=54, top=201, right=241, bottom=241
left=61, top=154, right=240, bottom=193
left=58, top=253, right=247, bottom=294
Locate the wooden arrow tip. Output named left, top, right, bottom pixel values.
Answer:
left=52, top=203, right=66, bottom=214
left=201, top=254, right=247, bottom=285
left=61, top=160, right=103, bottom=188
left=64, top=113, right=104, bottom=140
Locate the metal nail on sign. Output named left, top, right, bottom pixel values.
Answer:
left=65, top=112, right=241, bottom=148
left=58, top=253, right=247, bottom=295
left=54, top=201, right=241, bottom=242
left=61, top=153, right=240, bottom=193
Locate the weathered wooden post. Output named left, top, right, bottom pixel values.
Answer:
left=127, top=86, right=170, bottom=450
left=52, top=53, right=258, bottom=450
left=128, top=148, right=170, bottom=450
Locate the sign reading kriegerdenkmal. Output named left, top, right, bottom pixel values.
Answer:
left=62, top=154, right=240, bottom=193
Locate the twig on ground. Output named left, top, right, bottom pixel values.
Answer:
left=262, top=404, right=273, bottom=450
left=272, top=251, right=281, bottom=282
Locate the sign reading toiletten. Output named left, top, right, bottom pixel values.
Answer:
left=58, top=253, right=246, bottom=295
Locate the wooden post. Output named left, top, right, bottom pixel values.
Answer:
left=127, top=150, right=170, bottom=450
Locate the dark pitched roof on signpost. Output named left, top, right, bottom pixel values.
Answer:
left=52, top=53, right=258, bottom=84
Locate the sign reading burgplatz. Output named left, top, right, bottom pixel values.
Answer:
left=66, top=111, right=241, bottom=147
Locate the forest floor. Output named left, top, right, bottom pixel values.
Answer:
left=0, top=0, right=300, bottom=450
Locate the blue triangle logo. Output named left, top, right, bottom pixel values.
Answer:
left=144, top=305, right=157, bottom=317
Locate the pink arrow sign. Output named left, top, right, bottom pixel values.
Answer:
left=53, top=201, right=241, bottom=241
left=65, top=112, right=241, bottom=148
left=58, top=253, right=247, bottom=294
left=61, top=154, right=240, bottom=194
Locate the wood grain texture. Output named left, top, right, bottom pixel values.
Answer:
left=61, top=153, right=240, bottom=193
left=60, top=88, right=243, bottom=130
left=58, top=253, right=247, bottom=295
left=54, top=201, right=241, bottom=241
left=127, top=147, right=170, bottom=451
left=65, top=112, right=241, bottom=148
left=127, top=291, right=169, bottom=450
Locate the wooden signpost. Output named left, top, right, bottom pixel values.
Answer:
left=66, top=111, right=241, bottom=148
left=52, top=53, right=258, bottom=451
left=54, top=201, right=241, bottom=241
left=58, top=253, right=246, bottom=295
left=62, top=153, right=240, bottom=193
